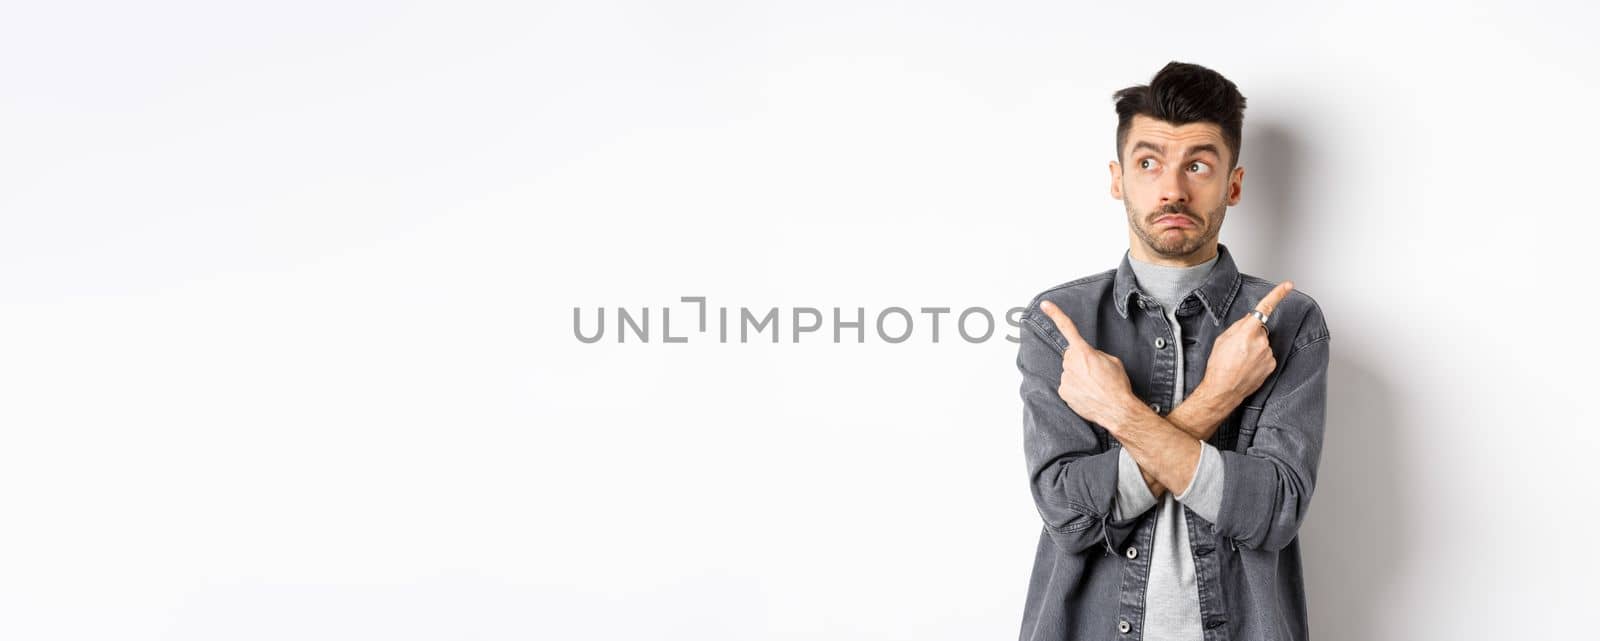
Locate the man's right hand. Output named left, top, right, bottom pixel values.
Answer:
left=1199, top=280, right=1295, bottom=408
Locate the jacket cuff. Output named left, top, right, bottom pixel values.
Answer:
left=1214, top=449, right=1283, bottom=547
left=1113, top=446, right=1160, bottom=520
left=1174, top=441, right=1225, bottom=523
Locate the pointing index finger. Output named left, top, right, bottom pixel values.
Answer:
left=1039, top=300, right=1089, bottom=350
left=1255, top=280, right=1295, bottom=318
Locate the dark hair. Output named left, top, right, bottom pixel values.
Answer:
left=1113, top=61, right=1247, bottom=170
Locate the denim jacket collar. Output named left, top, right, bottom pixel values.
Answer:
left=1112, top=242, right=1245, bottom=327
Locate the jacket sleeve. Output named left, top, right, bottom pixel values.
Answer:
left=1214, top=303, right=1331, bottom=552
left=1018, top=309, right=1143, bottom=557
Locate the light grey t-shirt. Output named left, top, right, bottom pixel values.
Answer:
left=1113, top=249, right=1227, bottom=641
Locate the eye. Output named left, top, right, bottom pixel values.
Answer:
left=1139, top=158, right=1157, bottom=170
left=1188, top=161, right=1211, bottom=174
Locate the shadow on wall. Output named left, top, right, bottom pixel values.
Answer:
left=1305, top=354, right=1407, bottom=641
left=1242, top=118, right=1412, bottom=641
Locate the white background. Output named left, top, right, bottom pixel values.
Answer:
left=2, top=1, right=1595, bottom=639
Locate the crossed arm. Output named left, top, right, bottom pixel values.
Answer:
left=1111, top=385, right=1237, bottom=498
left=1021, top=282, right=1327, bottom=555
left=1017, top=324, right=1229, bottom=556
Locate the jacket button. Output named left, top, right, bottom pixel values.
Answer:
left=1125, top=546, right=1138, bottom=559
left=1119, top=620, right=1132, bottom=634
left=1154, top=337, right=1166, bottom=348
left=1150, top=402, right=1160, bottom=413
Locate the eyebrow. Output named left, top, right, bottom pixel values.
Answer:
left=1130, top=140, right=1222, bottom=159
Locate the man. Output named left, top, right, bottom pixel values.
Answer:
left=1016, top=61, right=1331, bottom=641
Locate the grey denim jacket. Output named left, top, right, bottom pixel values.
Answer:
left=1016, top=243, right=1331, bottom=641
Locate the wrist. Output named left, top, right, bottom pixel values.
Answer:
left=1192, top=380, right=1241, bottom=415
left=1104, top=394, right=1155, bottom=436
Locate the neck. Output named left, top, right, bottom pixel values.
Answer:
left=1126, top=236, right=1219, bottom=268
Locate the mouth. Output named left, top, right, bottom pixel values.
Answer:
left=1154, top=215, right=1196, bottom=228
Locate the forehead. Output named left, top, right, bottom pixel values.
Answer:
left=1123, top=114, right=1225, bottom=155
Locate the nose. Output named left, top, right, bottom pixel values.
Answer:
left=1158, top=164, right=1189, bottom=206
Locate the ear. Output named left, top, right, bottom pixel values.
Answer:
left=1109, top=160, right=1124, bottom=200
left=1226, top=165, right=1244, bottom=206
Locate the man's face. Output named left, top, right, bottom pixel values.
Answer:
left=1109, top=114, right=1244, bottom=260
